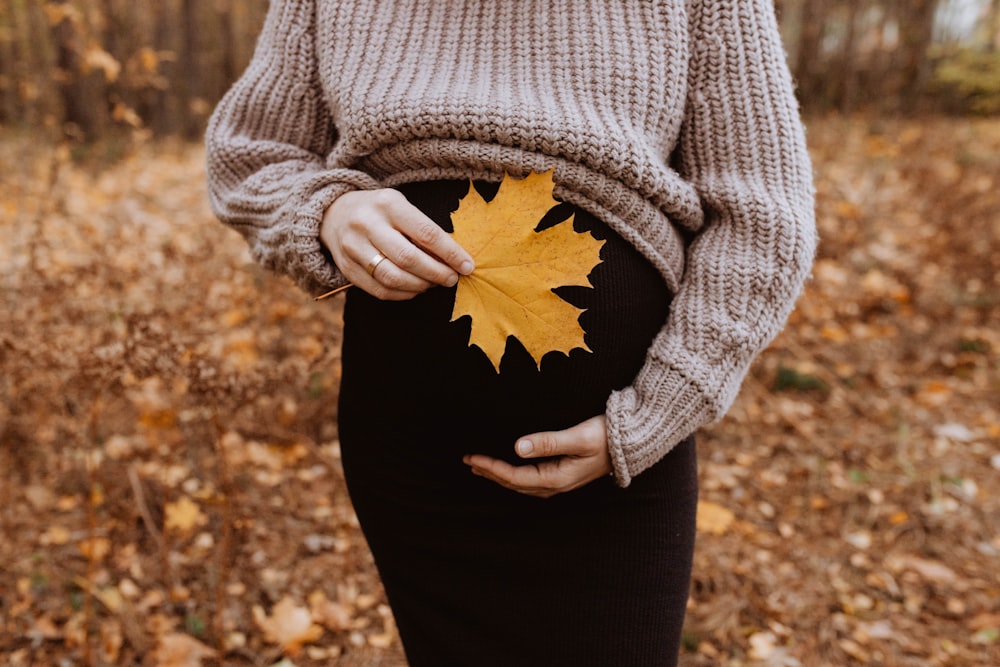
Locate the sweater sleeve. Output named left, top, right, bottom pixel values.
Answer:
left=605, top=0, right=817, bottom=486
left=205, top=0, right=380, bottom=295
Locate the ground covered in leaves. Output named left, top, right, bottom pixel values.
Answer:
left=1, top=116, right=999, bottom=666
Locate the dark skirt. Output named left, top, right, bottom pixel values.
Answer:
left=338, top=180, right=698, bottom=667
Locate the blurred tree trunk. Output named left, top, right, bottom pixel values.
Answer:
left=795, top=0, right=831, bottom=105
left=216, top=0, right=237, bottom=94
left=180, top=0, right=201, bottom=138
left=100, top=0, right=125, bottom=121
left=47, top=0, right=98, bottom=139
left=839, top=0, right=861, bottom=113
left=151, top=0, right=177, bottom=136
left=991, top=0, right=1000, bottom=51
left=897, top=0, right=938, bottom=107
left=776, top=0, right=806, bottom=68
left=0, top=0, right=16, bottom=123
left=20, top=0, right=53, bottom=126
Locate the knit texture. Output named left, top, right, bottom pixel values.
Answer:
left=205, top=0, right=817, bottom=487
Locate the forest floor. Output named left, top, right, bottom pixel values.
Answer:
left=1, top=115, right=999, bottom=667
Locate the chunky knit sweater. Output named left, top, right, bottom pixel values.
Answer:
left=205, top=0, right=817, bottom=487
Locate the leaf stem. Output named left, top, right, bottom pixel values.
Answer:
left=314, top=284, right=353, bottom=301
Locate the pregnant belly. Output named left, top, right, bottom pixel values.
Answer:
left=339, top=179, right=672, bottom=460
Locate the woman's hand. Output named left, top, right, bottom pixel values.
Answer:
left=463, top=415, right=612, bottom=498
left=320, top=189, right=475, bottom=300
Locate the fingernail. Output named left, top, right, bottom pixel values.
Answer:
left=459, top=260, right=475, bottom=275
left=516, top=439, right=533, bottom=457
left=445, top=273, right=459, bottom=287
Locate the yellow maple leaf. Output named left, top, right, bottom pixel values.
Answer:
left=449, top=171, right=604, bottom=371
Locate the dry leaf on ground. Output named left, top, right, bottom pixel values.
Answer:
left=151, top=632, right=216, bottom=667
left=696, top=501, right=735, bottom=535
left=164, top=496, right=207, bottom=533
left=253, top=596, right=325, bottom=655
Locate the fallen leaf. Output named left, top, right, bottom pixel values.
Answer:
left=968, top=613, right=1000, bottom=631
left=889, top=511, right=909, bottom=525
left=99, top=619, right=124, bottom=663
left=449, top=171, right=604, bottom=371
left=26, top=615, right=61, bottom=642
left=73, top=577, right=124, bottom=613
left=820, top=323, right=850, bottom=342
left=253, top=597, right=324, bottom=655
left=64, top=614, right=86, bottom=648
left=845, top=531, right=872, bottom=550
left=78, top=537, right=112, bottom=561
left=308, top=590, right=352, bottom=631
left=834, top=199, right=863, bottom=220
left=854, top=619, right=895, bottom=641
left=885, top=554, right=958, bottom=583
left=367, top=604, right=397, bottom=648
left=839, top=637, right=871, bottom=662
left=748, top=630, right=777, bottom=660
left=42, top=525, right=71, bottom=545
left=56, top=495, right=81, bottom=511
left=933, top=422, right=974, bottom=442
left=151, top=632, right=217, bottom=667
left=164, top=496, right=207, bottom=533
left=24, top=485, right=56, bottom=511
left=696, top=501, right=735, bottom=535
left=307, top=646, right=342, bottom=660
left=915, top=380, right=952, bottom=407
left=973, top=628, right=999, bottom=645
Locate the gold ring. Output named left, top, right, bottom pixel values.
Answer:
left=365, top=252, right=387, bottom=277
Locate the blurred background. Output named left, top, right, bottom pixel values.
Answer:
left=1, top=2, right=998, bottom=667
left=0, top=0, right=998, bottom=142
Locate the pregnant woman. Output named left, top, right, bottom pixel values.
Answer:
left=205, top=2, right=816, bottom=665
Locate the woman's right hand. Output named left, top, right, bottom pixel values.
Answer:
left=320, top=188, right=475, bottom=301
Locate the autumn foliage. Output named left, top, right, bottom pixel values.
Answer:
left=1, top=116, right=999, bottom=665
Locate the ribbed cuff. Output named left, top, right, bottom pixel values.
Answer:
left=291, top=169, right=382, bottom=295
left=605, top=359, right=714, bottom=487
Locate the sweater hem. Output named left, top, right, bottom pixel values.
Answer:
left=371, top=145, right=689, bottom=294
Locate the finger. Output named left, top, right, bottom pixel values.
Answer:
left=368, top=227, right=461, bottom=289
left=515, top=418, right=604, bottom=460
left=361, top=248, right=436, bottom=293
left=321, top=189, right=474, bottom=293
left=328, top=257, right=417, bottom=301
left=353, top=274, right=423, bottom=301
left=342, top=249, right=425, bottom=301
left=329, top=231, right=427, bottom=299
left=380, top=194, right=475, bottom=278
left=465, top=454, right=546, bottom=487
left=470, top=465, right=558, bottom=499
left=463, top=454, right=579, bottom=497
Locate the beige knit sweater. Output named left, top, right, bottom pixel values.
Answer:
left=205, top=0, right=817, bottom=487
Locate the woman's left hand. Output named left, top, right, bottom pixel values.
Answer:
left=462, top=415, right=612, bottom=498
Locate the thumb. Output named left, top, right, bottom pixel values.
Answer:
left=515, top=431, right=563, bottom=459
left=515, top=416, right=604, bottom=459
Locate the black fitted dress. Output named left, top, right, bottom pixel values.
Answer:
left=337, top=180, right=698, bottom=667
